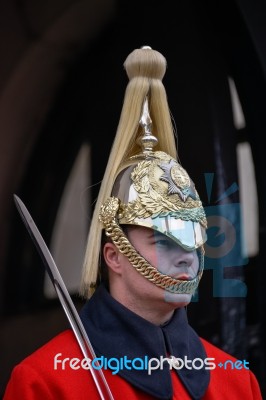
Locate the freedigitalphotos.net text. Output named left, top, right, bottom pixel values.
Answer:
left=53, top=353, right=249, bottom=375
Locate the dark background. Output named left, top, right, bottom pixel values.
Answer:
left=0, top=0, right=265, bottom=397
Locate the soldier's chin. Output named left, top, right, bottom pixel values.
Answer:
left=163, top=291, right=193, bottom=305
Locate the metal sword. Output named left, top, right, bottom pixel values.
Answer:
left=13, top=194, right=114, bottom=400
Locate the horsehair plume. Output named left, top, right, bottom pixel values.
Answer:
left=80, top=47, right=177, bottom=298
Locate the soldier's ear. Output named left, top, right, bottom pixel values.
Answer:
left=103, top=242, right=123, bottom=274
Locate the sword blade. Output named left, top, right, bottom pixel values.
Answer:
left=13, top=194, right=114, bottom=400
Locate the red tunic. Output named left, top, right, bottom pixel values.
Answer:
left=3, top=329, right=262, bottom=400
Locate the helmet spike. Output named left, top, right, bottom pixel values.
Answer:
left=138, top=97, right=158, bottom=155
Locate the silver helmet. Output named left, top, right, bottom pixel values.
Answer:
left=99, top=97, right=207, bottom=294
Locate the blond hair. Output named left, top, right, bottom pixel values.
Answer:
left=80, top=47, right=178, bottom=298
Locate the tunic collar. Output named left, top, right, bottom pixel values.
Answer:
left=80, top=284, right=209, bottom=399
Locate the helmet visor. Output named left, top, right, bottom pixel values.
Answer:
left=134, top=215, right=207, bottom=251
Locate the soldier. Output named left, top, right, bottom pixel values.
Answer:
left=3, top=46, right=262, bottom=399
